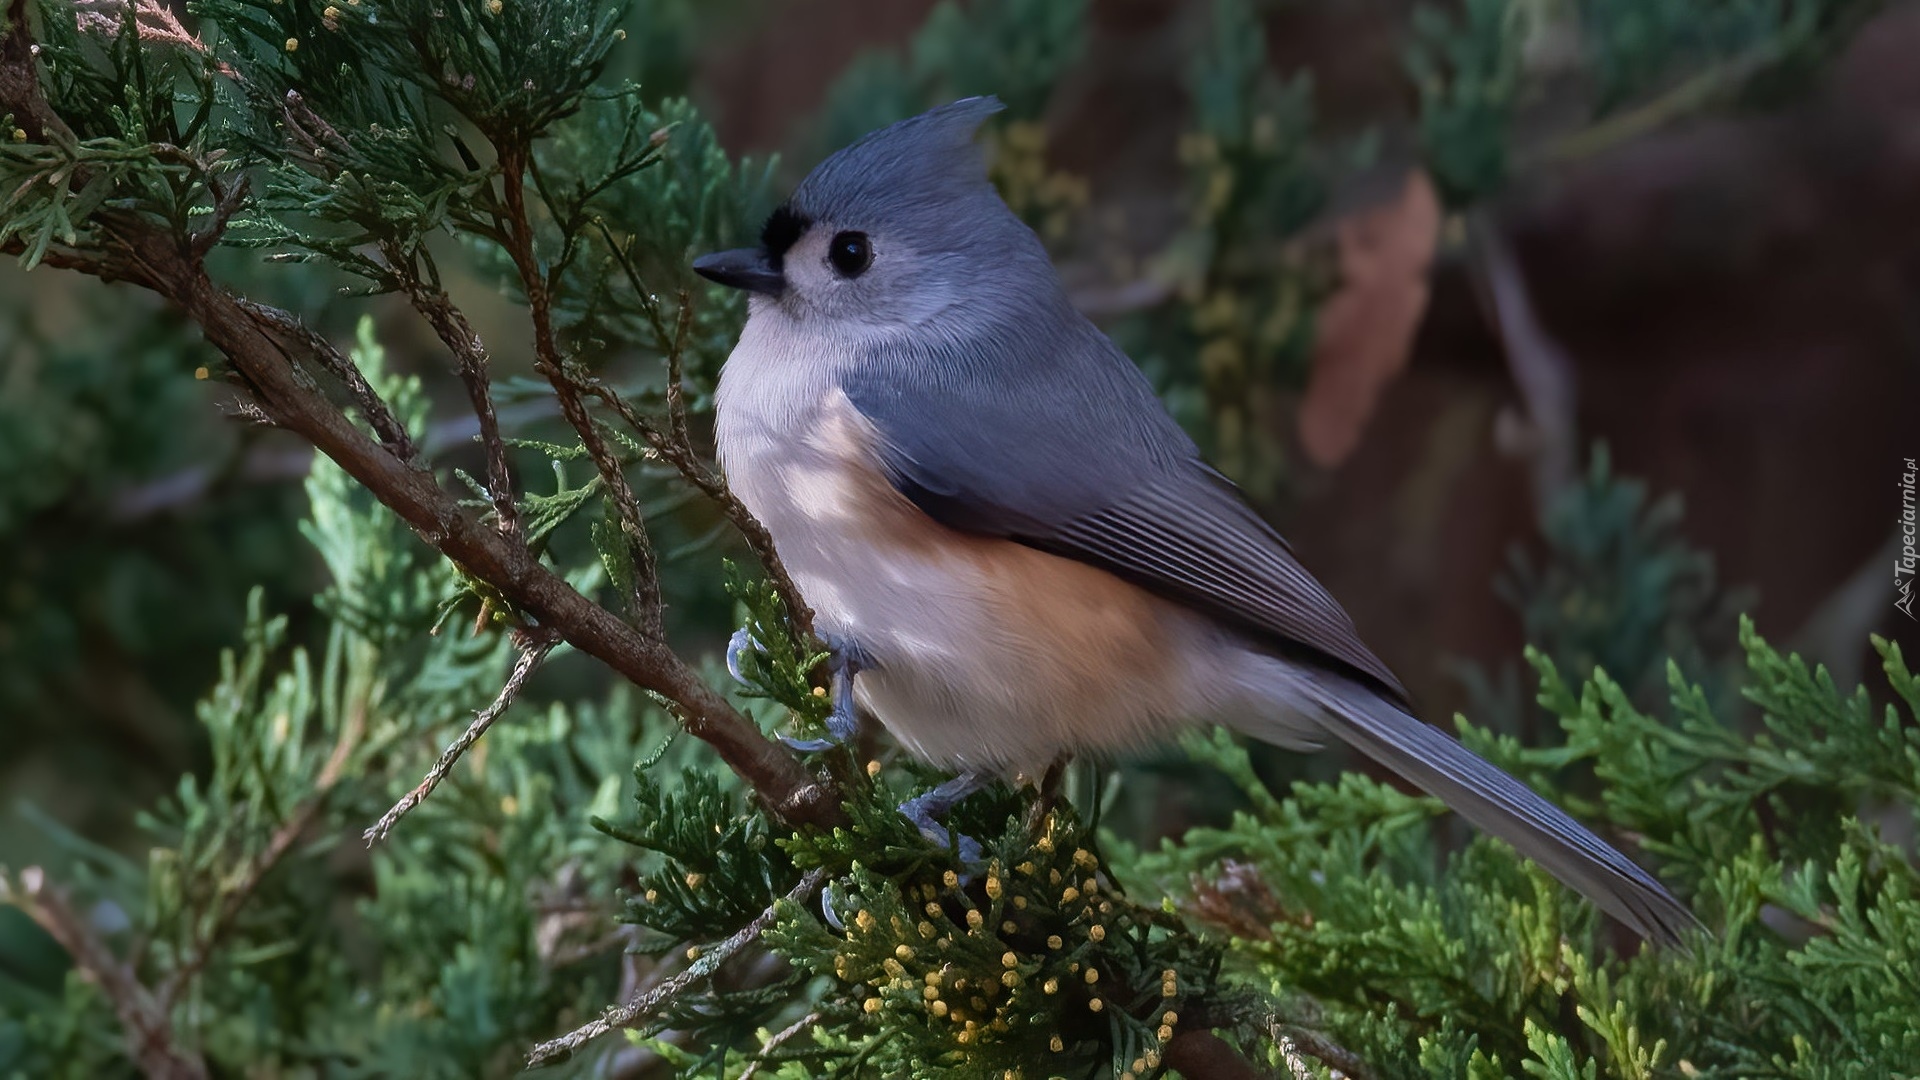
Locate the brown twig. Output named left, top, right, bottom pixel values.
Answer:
left=191, top=170, right=249, bottom=258
left=0, top=0, right=70, bottom=145
left=159, top=686, right=368, bottom=1003
left=737, top=1010, right=823, bottom=1080
left=495, top=142, right=664, bottom=634
left=1, top=870, right=209, bottom=1080
left=525, top=867, right=828, bottom=1068
left=1466, top=212, right=1578, bottom=511
left=590, top=223, right=815, bottom=640
left=364, top=634, right=555, bottom=843
left=279, top=89, right=355, bottom=163
left=1272, top=1022, right=1376, bottom=1079
left=70, top=0, right=206, bottom=50
left=391, top=258, right=523, bottom=541
left=664, top=292, right=696, bottom=451
left=582, top=378, right=816, bottom=641
left=547, top=361, right=664, bottom=632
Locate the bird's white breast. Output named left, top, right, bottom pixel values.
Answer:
left=713, top=321, right=1209, bottom=775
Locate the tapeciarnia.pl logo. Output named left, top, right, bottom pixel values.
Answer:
left=1900, top=457, right=1917, bottom=621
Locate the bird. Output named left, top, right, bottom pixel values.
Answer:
left=694, top=96, right=1695, bottom=945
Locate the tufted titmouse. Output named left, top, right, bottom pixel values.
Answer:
left=696, top=98, right=1693, bottom=943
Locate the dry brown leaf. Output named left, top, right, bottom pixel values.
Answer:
left=1299, top=169, right=1442, bottom=468
left=1185, top=859, right=1290, bottom=941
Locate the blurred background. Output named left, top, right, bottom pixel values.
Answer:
left=3, top=0, right=1917, bottom=899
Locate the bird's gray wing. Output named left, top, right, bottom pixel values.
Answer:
left=840, top=324, right=1410, bottom=707
left=842, top=326, right=1697, bottom=944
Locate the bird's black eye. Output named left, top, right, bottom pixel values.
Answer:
left=827, top=231, right=872, bottom=278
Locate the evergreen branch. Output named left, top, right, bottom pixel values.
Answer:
left=0, top=869, right=209, bottom=1080
left=191, top=248, right=838, bottom=823
left=525, top=867, right=829, bottom=1068
left=1527, top=49, right=1778, bottom=170
left=364, top=632, right=555, bottom=843
left=70, top=0, right=205, bottom=51
left=548, top=364, right=662, bottom=631
left=590, top=217, right=680, bottom=349
left=0, top=17, right=835, bottom=822
left=664, top=291, right=695, bottom=460
left=160, top=677, right=368, bottom=1003
left=390, top=255, right=522, bottom=541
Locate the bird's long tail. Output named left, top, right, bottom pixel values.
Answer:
left=1285, top=675, right=1698, bottom=945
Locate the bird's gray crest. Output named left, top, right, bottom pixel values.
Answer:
left=784, top=97, right=1007, bottom=237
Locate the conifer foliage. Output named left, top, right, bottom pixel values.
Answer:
left=1, top=0, right=1910, bottom=1077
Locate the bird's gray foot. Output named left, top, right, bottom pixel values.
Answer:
left=781, top=635, right=869, bottom=751
left=900, top=773, right=990, bottom=863
left=820, top=880, right=848, bottom=931
left=725, top=628, right=769, bottom=691
left=822, top=636, right=867, bottom=742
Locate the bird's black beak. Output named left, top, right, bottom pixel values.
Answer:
left=692, top=248, right=785, bottom=296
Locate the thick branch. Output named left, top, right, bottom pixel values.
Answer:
left=234, top=297, right=418, bottom=462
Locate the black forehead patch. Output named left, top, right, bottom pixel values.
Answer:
left=760, top=203, right=811, bottom=263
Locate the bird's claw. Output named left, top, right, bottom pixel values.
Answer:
left=900, top=774, right=990, bottom=864
left=900, top=804, right=985, bottom=864
left=823, top=664, right=860, bottom=742
left=784, top=636, right=866, bottom=750
left=779, top=733, right=838, bottom=752
left=820, top=880, right=849, bottom=932
left=725, top=627, right=769, bottom=691
left=948, top=832, right=985, bottom=865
